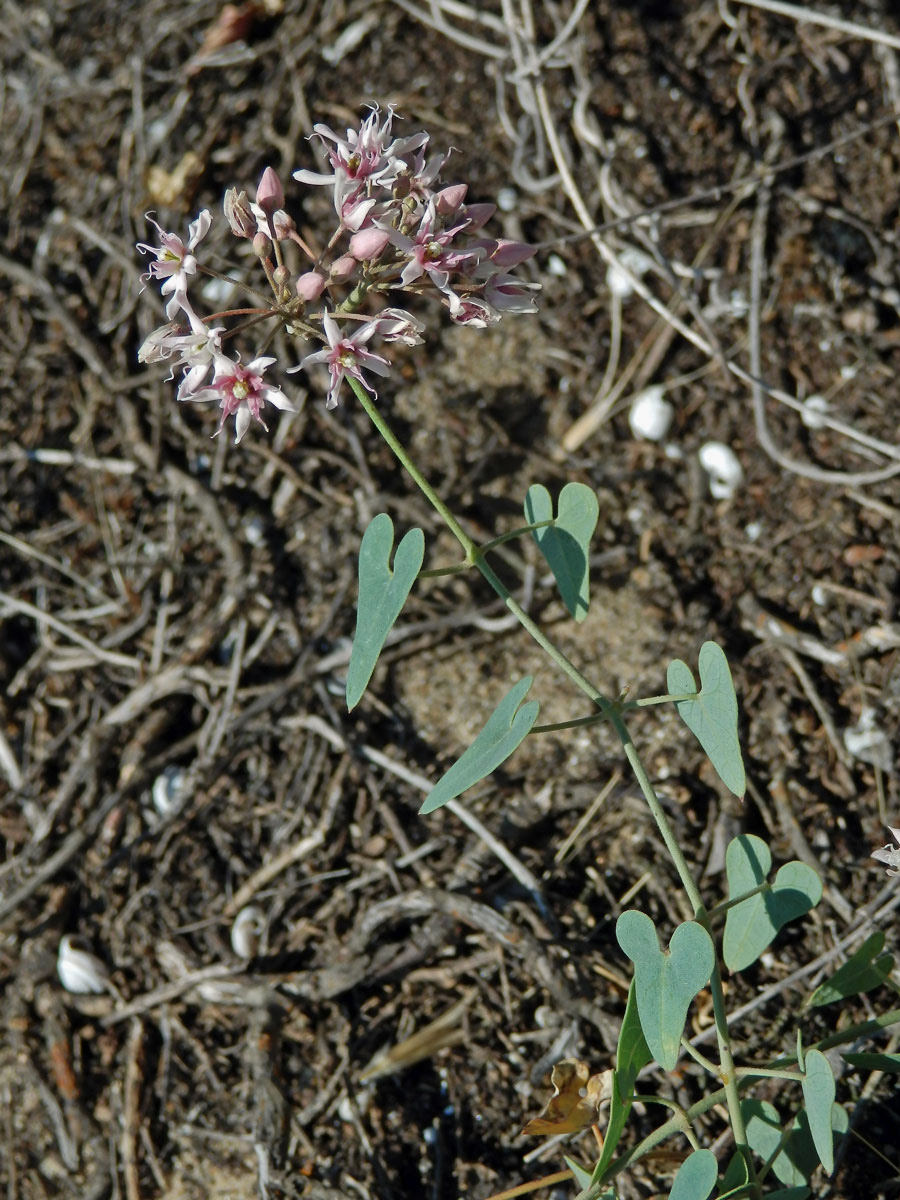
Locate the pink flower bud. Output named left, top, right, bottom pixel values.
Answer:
left=348, top=227, right=390, bottom=261
left=256, top=166, right=285, bottom=216
left=461, top=203, right=496, bottom=232
left=489, top=238, right=536, bottom=268
left=329, top=255, right=357, bottom=282
left=223, top=188, right=256, bottom=238
left=273, top=264, right=291, bottom=289
left=296, top=271, right=326, bottom=301
left=252, top=231, right=272, bottom=258
left=434, top=184, right=467, bottom=215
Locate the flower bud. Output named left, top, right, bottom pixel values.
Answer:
left=461, top=202, right=496, bottom=233
left=349, top=227, right=390, bottom=262
left=224, top=188, right=256, bottom=238
left=255, top=166, right=285, bottom=216
left=488, top=238, right=536, bottom=268
left=329, top=254, right=356, bottom=282
left=273, top=264, right=291, bottom=289
left=433, top=184, right=467, bottom=215
left=252, top=231, right=272, bottom=259
left=296, top=270, right=326, bottom=301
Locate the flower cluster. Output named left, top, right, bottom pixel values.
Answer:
left=138, top=106, right=539, bottom=442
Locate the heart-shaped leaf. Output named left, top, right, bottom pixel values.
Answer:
left=419, top=677, right=539, bottom=814
left=668, top=1149, right=717, bottom=1200
left=616, top=911, right=714, bottom=1071
left=346, top=514, right=424, bottom=711
left=808, top=932, right=893, bottom=1007
left=723, top=835, right=822, bottom=971
left=666, top=642, right=745, bottom=798
left=524, top=482, right=599, bottom=622
left=801, top=1050, right=836, bottom=1174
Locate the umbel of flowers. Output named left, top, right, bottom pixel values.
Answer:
left=138, top=106, right=540, bottom=442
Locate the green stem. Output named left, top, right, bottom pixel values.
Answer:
left=626, top=692, right=697, bottom=709
left=353, top=380, right=760, bottom=1191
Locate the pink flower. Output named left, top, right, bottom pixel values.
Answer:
left=137, top=210, right=211, bottom=318
left=390, top=198, right=484, bottom=293
left=138, top=306, right=224, bottom=398
left=293, top=106, right=427, bottom=192
left=187, top=352, right=296, bottom=443
left=289, top=313, right=390, bottom=409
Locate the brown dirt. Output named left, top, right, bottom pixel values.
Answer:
left=2, top=2, right=900, bottom=1198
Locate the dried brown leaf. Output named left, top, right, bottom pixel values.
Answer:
left=521, top=1058, right=613, bottom=1136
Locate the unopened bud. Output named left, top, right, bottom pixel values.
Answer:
left=329, top=254, right=356, bottom=282
left=348, top=227, right=390, bottom=261
left=252, top=231, right=272, bottom=259
left=273, top=264, right=291, bottom=289
left=256, top=166, right=285, bottom=216
left=224, top=188, right=256, bottom=238
left=296, top=271, right=326, bottom=301
left=434, top=184, right=467, bottom=215
left=461, top=202, right=496, bottom=233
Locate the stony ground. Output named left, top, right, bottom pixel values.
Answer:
left=2, top=1, right=900, bottom=1198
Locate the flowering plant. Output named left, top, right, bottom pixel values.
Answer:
left=138, top=106, right=537, bottom=442
left=138, top=107, right=900, bottom=1200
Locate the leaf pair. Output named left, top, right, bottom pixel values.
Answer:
left=344, top=513, right=539, bottom=813
left=347, top=483, right=599, bottom=714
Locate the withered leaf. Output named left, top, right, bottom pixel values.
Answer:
left=521, top=1058, right=613, bottom=1136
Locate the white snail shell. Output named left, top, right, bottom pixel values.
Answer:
left=698, top=442, right=744, bottom=500
left=57, top=935, right=110, bottom=995
left=230, top=905, right=265, bottom=959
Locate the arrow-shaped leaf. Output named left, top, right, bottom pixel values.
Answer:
left=667, top=641, right=745, bottom=798
left=524, top=482, right=599, bottom=622
left=801, top=1050, right=836, bottom=1174
left=346, top=514, right=424, bottom=711
left=808, top=932, right=893, bottom=1007
left=419, top=677, right=539, bottom=814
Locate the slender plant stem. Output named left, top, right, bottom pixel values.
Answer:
left=353, top=380, right=760, bottom=1193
